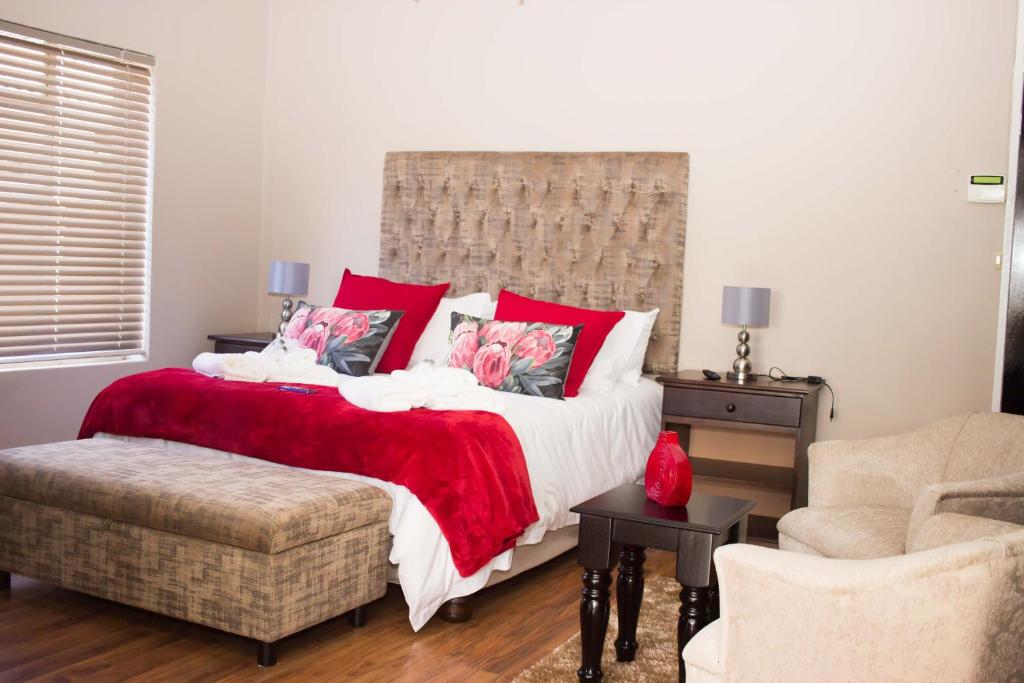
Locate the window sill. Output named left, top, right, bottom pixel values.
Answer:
left=0, top=353, right=149, bottom=373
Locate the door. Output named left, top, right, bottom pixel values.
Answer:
left=1002, top=90, right=1024, bottom=414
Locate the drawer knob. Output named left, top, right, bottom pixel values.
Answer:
left=726, top=403, right=736, bottom=412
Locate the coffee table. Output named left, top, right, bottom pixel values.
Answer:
left=571, top=484, right=755, bottom=682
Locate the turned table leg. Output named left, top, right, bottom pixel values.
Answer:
left=678, top=586, right=712, bottom=683
left=578, top=567, right=612, bottom=682
left=614, top=545, right=645, bottom=661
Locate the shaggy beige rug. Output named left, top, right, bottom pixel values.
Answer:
left=513, top=576, right=682, bottom=682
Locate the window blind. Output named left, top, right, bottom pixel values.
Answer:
left=0, top=25, right=153, bottom=366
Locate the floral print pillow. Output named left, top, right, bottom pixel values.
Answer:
left=284, top=303, right=404, bottom=377
left=446, top=313, right=582, bottom=399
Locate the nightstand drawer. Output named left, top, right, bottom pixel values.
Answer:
left=663, top=387, right=801, bottom=428
left=214, top=341, right=262, bottom=354
left=208, top=333, right=275, bottom=355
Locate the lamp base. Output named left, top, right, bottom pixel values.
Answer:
left=277, top=296, right=294, bottom=337
left=726, top=371, right=757, bottom=382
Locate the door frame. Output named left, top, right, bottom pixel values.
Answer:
left=992, top=0, right=1024, bottom=409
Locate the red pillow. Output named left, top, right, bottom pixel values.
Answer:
left=494, top=289, right=624, bottom=397
left=333, top=269, right=449, bottom=373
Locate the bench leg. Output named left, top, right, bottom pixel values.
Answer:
left=0, top=571, right=9, bottom=591
left=256, top=641, right=277, bottom=667
left=347, top=605, right=367, bottom=627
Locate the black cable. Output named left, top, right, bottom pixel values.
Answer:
left=762, top=367, right=836, bottom=421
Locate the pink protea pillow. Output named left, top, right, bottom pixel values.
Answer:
left=284, top=303, right=404, bottom=376
left=446, top=313, right=582, bottom=399
left=493, top=289, right=625, bottom=398
left=332, top=268, right=449, bottom=373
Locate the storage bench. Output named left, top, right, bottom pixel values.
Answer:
left=0, top=438, right=392, bottom=666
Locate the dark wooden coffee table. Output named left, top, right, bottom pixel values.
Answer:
left=571, top=484, right=755, bottom=683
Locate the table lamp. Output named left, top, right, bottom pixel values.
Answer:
left=268, top=260, right=310, bottom=335
left=721, top=286, right=771, bottom=381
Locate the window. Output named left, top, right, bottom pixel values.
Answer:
left=0, top=21, right=154, bottom=367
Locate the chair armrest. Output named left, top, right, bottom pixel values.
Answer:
left=907, top=471, right=1024, bottom=546
left=908, top=512, right=1024, bottom=552
left=808, top=414, right=967, bottom=509
left=696, top=538, right=1024, bottom=682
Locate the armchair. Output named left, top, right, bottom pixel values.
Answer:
left=778, top=412, right=1024, bottom=558
left=683, top=528, right=1024, bottom=682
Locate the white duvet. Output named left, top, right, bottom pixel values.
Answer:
left=97, top=377, right=661, bottom=630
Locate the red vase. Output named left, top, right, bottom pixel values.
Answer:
left=644, top=431, right=693, bottom=507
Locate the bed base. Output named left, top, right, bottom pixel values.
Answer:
left=427, top=524, right=580, bottom=623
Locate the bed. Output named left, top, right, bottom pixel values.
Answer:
left=92, top=151, right=690, bottom=630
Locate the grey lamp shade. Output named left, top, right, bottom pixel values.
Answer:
left=721, top=286, right=771, bottom=327
left=267, top=260, right=310, bottom=296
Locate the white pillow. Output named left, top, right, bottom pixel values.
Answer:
left=409, top=292, right=493, bottom=367
left=580, top=308, right=659, bottom=392
left=618, top=308, right=659, bottom=385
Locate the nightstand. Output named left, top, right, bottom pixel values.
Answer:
left=572, top=484, right=755, bottom=683
left=207, top=332, right=275, bottom=354
left=656, top=370, right=822, bottom=541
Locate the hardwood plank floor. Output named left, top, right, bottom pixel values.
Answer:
left=0, top=550, right=681, bottom=682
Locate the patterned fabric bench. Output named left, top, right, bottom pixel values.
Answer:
left=0, top=438, right=392, bottom=666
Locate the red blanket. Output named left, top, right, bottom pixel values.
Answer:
left=79, top=368, right=539, bottom=577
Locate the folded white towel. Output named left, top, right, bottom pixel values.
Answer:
left=391, top=364, right=480, bottom=393
left=339, top=374, right=429, bottom=412
left=428, top=392, right=506, bottom=413
left=339, top=362, right=505, bottom=414
left=268, top=362, right=342, bottom=387
left=222, top=352, right=269, bottom=383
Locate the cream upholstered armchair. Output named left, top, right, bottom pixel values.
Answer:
left=682, top=525, right=1024, bottom=682
left=777, top=412, right=1024, bottom=558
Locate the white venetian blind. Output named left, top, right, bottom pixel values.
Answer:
left=0, top=26, right=153, bottom=366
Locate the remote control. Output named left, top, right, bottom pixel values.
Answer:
left=702, top=369, right=721, bottom=381
left=278, top=385, right=316, bottom=394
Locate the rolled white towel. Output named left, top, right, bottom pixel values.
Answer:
left=192, top=352, right=228, bottom=378
left=339, top=375, right=429, bottom=412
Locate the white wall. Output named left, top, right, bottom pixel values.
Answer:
left=260, top=0, right=1018, bottom=440
left=0, top=1, right=1015, bottom=448
left=0, top=0, right=268, bottom=448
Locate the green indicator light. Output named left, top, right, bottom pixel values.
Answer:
left=970, top=175, right=1004, bottom=185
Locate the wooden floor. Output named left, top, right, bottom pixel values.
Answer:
left=0, top=549, right=682, bottom=683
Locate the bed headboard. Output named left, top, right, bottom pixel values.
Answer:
left=378, top=152, right=688, bottom=374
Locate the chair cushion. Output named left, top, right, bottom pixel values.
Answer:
left=0, top=438, right=392, bottom=554
left=776, top=506, right=911, bottom=559
left=908, top=512, right=1024, bottom=553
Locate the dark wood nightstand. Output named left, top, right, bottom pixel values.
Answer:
left=207, top=332, right=275, bottom=354
left=656, top=370, right=822, bottom=540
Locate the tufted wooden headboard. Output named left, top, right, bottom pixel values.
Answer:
left=378, top=152, right=688, bottom=373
